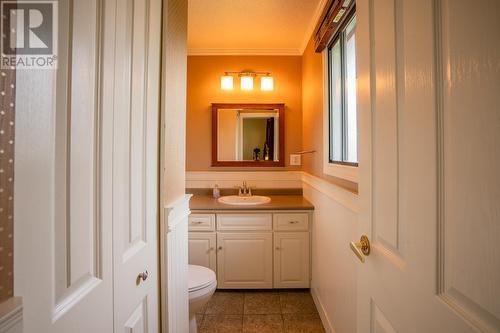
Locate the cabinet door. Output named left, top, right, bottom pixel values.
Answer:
left=188, top=232, right=217, bottom=272
left=274, top=232, right=310, bottom=288
left=217, top=233, right=273, bottom=289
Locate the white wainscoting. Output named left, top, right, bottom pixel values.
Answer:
left=302, top=174, right=359, bottom=333
left=161, top=194, right=192, bottom=333
left=0, top=298, right=22, bottom=333
left=186, top=171, right=303, bottom=189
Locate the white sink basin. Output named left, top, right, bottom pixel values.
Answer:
left=218, top=195, right=271, bottom=206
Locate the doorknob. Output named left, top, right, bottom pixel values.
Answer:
left=137, top=270, right=149, bottom=285
left=350, top=235, right=371, bottom=263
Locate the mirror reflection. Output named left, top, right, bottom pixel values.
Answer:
left=217, top=108, right=279, bottom=162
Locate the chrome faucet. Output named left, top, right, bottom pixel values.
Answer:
left=238, top=181, right=252, bottom=196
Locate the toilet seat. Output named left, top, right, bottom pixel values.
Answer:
left=188, top=265, right=216, bottom=293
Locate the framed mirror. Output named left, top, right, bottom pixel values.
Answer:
left=212, top=103, right=285, bottom=167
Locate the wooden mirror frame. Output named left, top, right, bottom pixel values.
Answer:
left=212, top=103, right=285, bottom=167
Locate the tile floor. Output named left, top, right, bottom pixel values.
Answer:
left=196, top=289, right=326, bottom=333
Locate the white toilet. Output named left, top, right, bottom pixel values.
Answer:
left=188, top=265, right=217, bottom=333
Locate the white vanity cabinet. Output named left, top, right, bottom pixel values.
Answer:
left=217, top=232, right=273, bottom=288
left=274, top=232, right=310, bottom=288
left=188, top=210, right=312, bottom=289
left=188, top=232, right=217, bottom=272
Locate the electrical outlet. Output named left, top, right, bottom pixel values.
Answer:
left=290, top=154, right=301, bottom=166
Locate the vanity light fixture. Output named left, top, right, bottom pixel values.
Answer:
left=240, top=75, right=254, bottom=91
left=220, top=71, right=274, bottom=91
left=260, top=76, right=274, bottom=91
left=220, top=75, right=234, bottom=90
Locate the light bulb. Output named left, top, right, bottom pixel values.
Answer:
left=261, top=76, right=274, bottom=91
left=240, top=76, right=254, bottom=91
left=220, top=75, right=233, bottom=90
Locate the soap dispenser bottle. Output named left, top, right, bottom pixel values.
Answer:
left=213, top=184, right=220, bottom=199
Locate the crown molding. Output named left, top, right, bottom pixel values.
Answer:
left=299, top=0, right=328, bottom=54
left=187, top=48, right=302, bottom=56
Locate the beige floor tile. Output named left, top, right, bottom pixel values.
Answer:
left=244, top=291, right=281, bottom=314
left=280, top=290, right=318, bottom=314
left=282, top=313, right=325, bottom=333
left=206, top=291, right=245, bottom=315
left=196, top=314, right=204, bottom=331
left=197, top=301, right=209, bottom=315
left=243, top=314, right=284, bottom=333
left=200, top=314, right=243, bottom=333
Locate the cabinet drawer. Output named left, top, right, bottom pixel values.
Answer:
left=189, top=214, right=215, bottom=231
left=217, top=214, right=273, bottom=231
left=273, top=213, right=309, bottom=231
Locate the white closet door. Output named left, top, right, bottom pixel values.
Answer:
left=112, top=0, right=162, bottom=332
left=356, top=0, right=500, bottom=332
left=15, top=1, right=116, bottom=332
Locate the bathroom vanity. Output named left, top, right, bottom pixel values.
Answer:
left=188, top=195, right=313, bottom=289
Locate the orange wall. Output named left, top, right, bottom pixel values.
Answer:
left=186, top=55, right=302, bottom=170
left=302, top=38, right=358, bottom=192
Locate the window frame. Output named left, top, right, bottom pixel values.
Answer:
left=323, top=11, right=359, bottom=182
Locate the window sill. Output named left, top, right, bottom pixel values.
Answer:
left=323, top=162, right=358, bottom=183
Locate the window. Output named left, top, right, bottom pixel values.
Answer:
left=328, top=15, right=357, bottom=166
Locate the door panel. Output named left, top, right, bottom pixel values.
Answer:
left=357, top=0, right=500, bottom=332
left=113, top=0, right=162, bottom=331
left=372, top=302, right=398, bottom=333
left=437, top=1, right=500, bottom=330
left=53, top=0, right=104, bottom=307
left=124, top=299, right=148, bottom=333
left=217, top=233, right=273, bottom=289
left=370, top=0, right=401, bottom=254
left=188, top=232, right=217, bottom=271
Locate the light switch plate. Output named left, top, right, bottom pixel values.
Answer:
left=290, top=154, right=301, bottom=166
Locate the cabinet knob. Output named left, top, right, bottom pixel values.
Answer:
left=218, top=246, right=223, bottom=250
left=289, top=221, right=299, bottom=224
left=209, top=247, right=214, bottom=251
left=276, top=246, right=280, bottom=250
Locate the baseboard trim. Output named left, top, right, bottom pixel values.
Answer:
left=311, top=288, right=336, bottom=333
left=0, top=298, right=22, bottom=333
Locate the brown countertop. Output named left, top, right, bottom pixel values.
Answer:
left=190, top=195, right=314, bottom=211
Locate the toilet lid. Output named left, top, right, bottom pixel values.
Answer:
left=188, top=265, right=216, bottom=292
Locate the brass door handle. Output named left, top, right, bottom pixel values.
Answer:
left=350, top=235, right=371, bottom=263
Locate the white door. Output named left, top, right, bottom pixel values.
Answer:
left=189, top=233, right=217, bottom=271
left=274, top=232, right=310, bottom=288
left=112, top=0, right=162, bottom=331
left=14, top=1, right=116, bottom=332
left=356, top=0, right=500, bottom=332
left=15, top=0, right=162, bottom=331
left=217, top=233, right=273, bottom=289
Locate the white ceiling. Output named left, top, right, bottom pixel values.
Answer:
left=187, top=0, right=326, bottom=55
